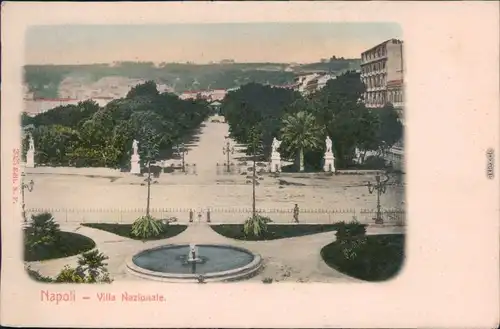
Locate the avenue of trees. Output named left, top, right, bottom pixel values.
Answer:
left=22, top=81, right=211, bottom=169
left=221, top=71, right=403, bottom=171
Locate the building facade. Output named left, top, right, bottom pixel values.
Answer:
left=360, top=39, right=405, bottom=172
left=360, top=39, right=404, bottom=112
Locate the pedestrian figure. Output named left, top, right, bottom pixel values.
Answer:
left=206, top=208, right=211, bottom=223
left=198, top=211, right=202, bottom=222
left=293, top=204, right=300, bottom=223
left=189, top=209, right=194, bottom=223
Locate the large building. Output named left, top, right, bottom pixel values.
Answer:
left=360, top=39, right=404, bottom=113
left=360, top=39, right=405, bottom=172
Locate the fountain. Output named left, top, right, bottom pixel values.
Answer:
left=126, top=243, right=262, bottom=283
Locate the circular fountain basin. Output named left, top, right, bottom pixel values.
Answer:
left=126, top=244, right=263, bottom=283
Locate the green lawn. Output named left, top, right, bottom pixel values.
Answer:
left=81, top=223, right=188, bottom=240
left=210, top=224, right=341, bottom=241
left=321, top=234, right=405, bottom=281
left=24, top=231, right=96, bottom=262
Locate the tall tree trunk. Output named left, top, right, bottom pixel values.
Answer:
left=146, top=161, right=151, bottom=216
left=252, top=148, right=256, bottom=218
left=299, top=148, right=304, bottom=172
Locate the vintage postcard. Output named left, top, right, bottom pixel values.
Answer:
left=1, top=2, right=499, bottom=328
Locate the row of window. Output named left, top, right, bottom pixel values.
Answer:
left=362, top=46, right=387, bottom=62
left=362, top=76, right=386, bottom=89
left=388, top=89, right=404, bottom=103
left=364, top=89, right=404, bottom=104
left=361, top=60, right=386, bottom=74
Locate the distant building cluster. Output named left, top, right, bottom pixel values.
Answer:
left=294, top=73, right=335, bottom=95
left=23, top=76, right=175, bottom=117
left=360, top=39, right=404, bottom=112
left=179, top=89, right=228, bottom=102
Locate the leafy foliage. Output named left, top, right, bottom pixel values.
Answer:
left=81, top=222, right=187, bottom=240
left=130, top=215, right=166, bottom=239
left=22, top=81, right=211, bottom=168
left=76, top=250, right=112, bottom=283
left=211, top=223, right=341, bottom=241
left=25, top=250, right=113, bottom=284
left=222, top=72, right=403, bottom=171
left=222, top=83, right=301, bottom=157
left=25, top=265, right=54, bottom=283
left=281, top=111, right=323, bottom=171
left=334, top=220, right=367, bottom=241
left=24, top=212, right=61, bottom=249
left=243, top=215, right=272, bottom=238
left=321, top=234, right=405, bottom=281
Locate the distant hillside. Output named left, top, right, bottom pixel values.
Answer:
left=24, top=59, right=361, bottom=98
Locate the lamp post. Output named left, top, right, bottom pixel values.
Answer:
left=175, top=143, right=188, bottom=172
left=222, top=139, right=235, bottom=173
left=21, top=172, right=34, bottom=223
left=367, top=173, right=390, bottom=224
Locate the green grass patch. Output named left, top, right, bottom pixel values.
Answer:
left=210, top=224, right=341, bottom=241
left=24, top=231, right=96, bottom=262
left=321, top=234, right=405, bottom=282
left=81, top=223, right=188, bottom=240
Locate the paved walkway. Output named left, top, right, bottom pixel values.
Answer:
left=27, top=222, right=404, bottom=283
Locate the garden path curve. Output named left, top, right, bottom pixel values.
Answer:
left=27, top=222, right=404, bottom=283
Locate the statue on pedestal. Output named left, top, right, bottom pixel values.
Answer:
left=325, top=136, right=332, bottom=154
left=271, top=137, right=282, bottom=157
left=132, top=139, right=139, bottom=155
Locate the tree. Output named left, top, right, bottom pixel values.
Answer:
left=281, top=111, right=323, bottom=172
left=30, top=125, right=81, bottom=166
left=221, top=83, right=301, bottom=154
left=376, top=103, right=403, bottom=151
left=126, top=80, right=159, bottom=99
left=24, top=212, right=61, bottom=250
left=247, top=126, right=264, bottom=217
left=138, top=125, right=161, bottom=217
left=76, top=249, right=111, bottom=283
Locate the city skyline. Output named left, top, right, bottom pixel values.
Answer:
left=26, top=23, right=402, bottom=65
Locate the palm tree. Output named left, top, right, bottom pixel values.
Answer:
left=76, top=249, right=109, bottom=282
left=25, top=212, right=60, bottom=248
left=281, top=111, right=323, bottom=172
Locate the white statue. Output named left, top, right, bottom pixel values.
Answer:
left=132, top=139, right=139, bottom=154
left=325, top=136, right=332, bottom=154
left=271, top=137, right=282, bottom=154
left=29, top=135, right=34, bottom=150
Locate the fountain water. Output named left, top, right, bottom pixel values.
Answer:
left=127, top=243, right=262, bottom=283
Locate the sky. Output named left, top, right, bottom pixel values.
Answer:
left=25, top=23, right=402, bottom=65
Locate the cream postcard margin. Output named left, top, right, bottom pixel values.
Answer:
left=1, top=2, right=499, bottom=328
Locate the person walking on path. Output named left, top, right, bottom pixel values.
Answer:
left=293, top=204, right=300, bottom=223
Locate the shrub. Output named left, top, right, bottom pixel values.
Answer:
left=321, top=234, right=405, bottom=281
left=243, top=215, right=272, bottom=238
left=335, top=220, right=367, bottom=242
left=130, top=215, right=166, bottom=239
left=76, top=249, right=111, bottom=282
left=55, top=265, right=87, bottom=283
left=262, top=277, right=273, bottom=284
left=25, top=265, right=54, bottom=283
left=24, top=212, right=61, bottom=250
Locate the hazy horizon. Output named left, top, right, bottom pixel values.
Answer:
left=26, top=23, right=402, bottom=65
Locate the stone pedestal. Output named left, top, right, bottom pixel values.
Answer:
left=323, top=152, right=335, bottom=172
left=270, top=153, right=281, bottom=173
left=130, top=154, right=141, bottom=174
left=26, top=150, right=35, bottom=168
